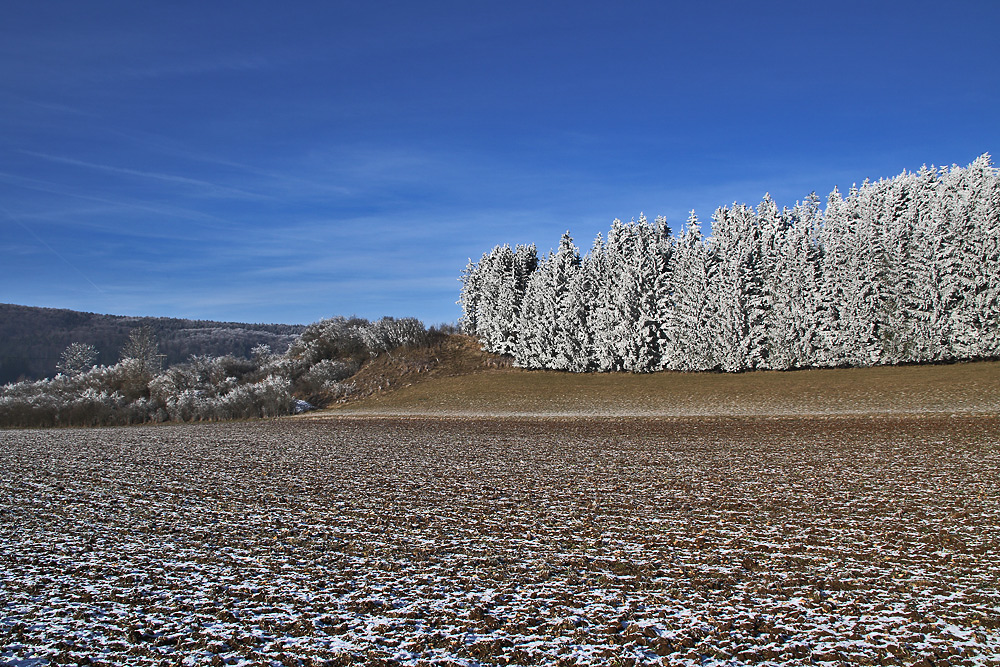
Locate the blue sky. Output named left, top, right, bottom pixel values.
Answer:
left=3, top=1, right=998, bottom=325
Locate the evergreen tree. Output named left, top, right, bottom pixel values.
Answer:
left=968, top=154, right=1000, bottom=356
left=559, top=247, right=594, bottom=372
left=582, top=232, right=621, bottom=372
left=474, top=244, right=538, bottom=355
left=666, top=212, right=718, bottom=371
left=513, top=233, right=581, bottom=369
left=775, top=193, right=825, bottom=368
left=818, top=185, right=857, bottom=366
left=474, top=245, right=514, bottom=353
left=458, top=255, right=484, bottom=335
left=459, top=243, right=538, bottom=355
left=844, top=181, right=892, bottom=366
left=585, top=233, right=618, bottom=371
left=634, top=215, right=674, bottom=371
left=879, top=171, right=923, bottom=363
left=709, top=204, right=768, bottom=371
left=948, top=155, right=1000, bottom=357
left=755, top=194, right=788, bottom=369
left=585, top=216, right=674, bottom=372
left=912, top=164, right=958, bottom=361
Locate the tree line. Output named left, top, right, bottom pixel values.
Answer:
left=460, top=155, right=1000, bottom=372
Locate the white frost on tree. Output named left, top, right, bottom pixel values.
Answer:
left=666, top=212, right=718, bottom=371
left=460, top=155, right=1000, bottom=374
left=57, top=342, right=99, bottom=376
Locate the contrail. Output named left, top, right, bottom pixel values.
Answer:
left=0, top=205, right=106, bottom=294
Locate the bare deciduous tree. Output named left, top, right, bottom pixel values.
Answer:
left=121, top=326, right=161, bottom=372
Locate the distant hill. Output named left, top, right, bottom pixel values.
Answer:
left=0, top=303, right=305, bottom=384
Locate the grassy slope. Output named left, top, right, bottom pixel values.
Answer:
left=316, top=336, right=1000, bottom=417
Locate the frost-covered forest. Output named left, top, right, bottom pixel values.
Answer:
left=460, top=155, right=1000, bottom=372
left=0, top=316, right=430, bottom=428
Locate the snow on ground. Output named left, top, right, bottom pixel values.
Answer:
left=1, top=416, right=998, bottom=666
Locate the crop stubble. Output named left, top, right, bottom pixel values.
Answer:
left=1, top=415, right=998, bottom=666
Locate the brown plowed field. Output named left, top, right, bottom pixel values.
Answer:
left=2, top=415, right=998, bottom=665
left=326, top=359, right=1000, bottom=417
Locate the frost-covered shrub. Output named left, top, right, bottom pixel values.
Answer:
left=325, top=382, right=356, bottom=400
left=257, top=354, right=309, bottom=383
left=148, top=354, right=261, bottom=419
left=286, top=316, right=370, bottom=364
left=163, top=388, right=210, bottom=422
left=302, top=358, right=358, bottom=386
left=67, top=358, right=156, bottom=402
left=150, top=354, right=293, bottom=421
left=207, top=375, right=293, bottom=420
left=0, top=380, right=62, bottom=428
left=251, top=343, right=274, bottom=365
left=0, top=360, right=159, bottom=427
left=291, top=358, right=359, bottom=406
left=176, top=355, right=256, bottom=389
left=285, top=316, right=430, bottom=363
left=359, top=317, right=429, bottom=355
left=61, top=388, right=124, bottom=426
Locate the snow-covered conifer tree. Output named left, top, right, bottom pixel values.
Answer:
left=906, top=165, right=957, bottom=361
left=459, top=243, right=538, bottom=355
left=458, top=255, right=485, bottom=335
left=474, top=245, right=517, bottom=353
left=755, top=194, right=788, bottom=369
left=946, top=155, right=1000, bottom=358
left=584, top=233, right=617, bottom=371
left=472, top=244, right=539, bottom=355
left=588, top=221, right=635, bottom=371
left=608, top=219, right=642, bottom=370
left=773, top=193, right=825, bottom=368
left=818, top=185, right=859, bottom=366
left=708, top=204, right=768, bottom=371
left=513, top=233, right=581, bottom=369
left=966, top=154, right=1000, bottom=356
left=584, top=216, right=674, bottom=372
left=666, top=212, right=718, bottom=371
left=842, top=181, right=893, bottom=366
left=633, top=215, right=674, bottom=371
left=559, top=248, right=594, bottom=372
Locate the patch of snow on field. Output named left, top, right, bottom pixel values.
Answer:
left=1, top=416, right=998, bottom=666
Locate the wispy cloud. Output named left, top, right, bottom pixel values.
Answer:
left=0, top=205, right=105, bottom=294
left=113, top=54, right=278, bottom=81
left=20, top=151, right=272, bottom=201
left=0, top=92, right=94, bottom=117
left=0, top=171, right=235, bottom=235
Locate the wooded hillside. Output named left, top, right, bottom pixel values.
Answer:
left=0, top=304, right=304, bottom=384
